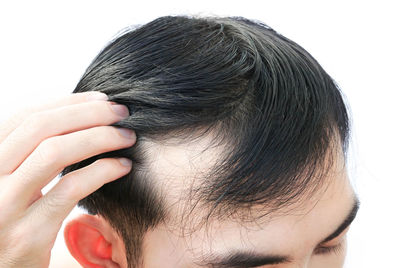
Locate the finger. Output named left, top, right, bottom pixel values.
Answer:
left=0, top=99, right=128, bottom=175
left=23, top=157, right=132, bottom=240
left=8, top=125, right=136, bottom=207
left=0, top=91, right=108, bottom=143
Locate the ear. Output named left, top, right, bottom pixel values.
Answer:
left=64, top=214, right=127, bottom=268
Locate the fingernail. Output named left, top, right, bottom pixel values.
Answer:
left=118, top=157, right=132, bottom=167
left=86, top=92, right=109, bottom=101
left=111, top=104, right=130, bottom=118
left=116, top=128, right=136, bottom=139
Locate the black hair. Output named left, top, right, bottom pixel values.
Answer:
left=61, top=15, right=350, bottom=267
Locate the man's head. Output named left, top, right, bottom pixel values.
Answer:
left=61, top=15, right=357, bottom=268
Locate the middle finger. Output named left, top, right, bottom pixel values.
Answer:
left=9, top=125, right=136, bottom=207
left=0, top=100, right=129, bottom=175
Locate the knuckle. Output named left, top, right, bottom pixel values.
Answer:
left=93, top=126, right=121, bottom=146
left=5, top=110, right=26, bottom=128
left=44, top=196, right=63, bottom=213
left=88, top=126, right=132, bottom=150
left=94, top=158, right=119, bottom=175
left=86, top=101, right=106, bottom=117
left=77, top=126, right=109, bottom=150
left=36, top=196, right=63, bottom=221
left=93, top=158, right=109, bottom=169
left=59, top=177, right=81, bottom=201
left=21, top=113, right=46, bottom=134
left=36, top=138, right=60, bottom=165
left=98, top=126, right=115, bottom=142
left=76, top=132, right=95, bottom=149
left=86, top=101, right=114, bottom=121
left=11, top=107, right=34, bottom=123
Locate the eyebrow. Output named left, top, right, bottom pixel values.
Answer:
left=319, top=195, right=360, bottom=244
left=197, top=196, right=360, bottom=267
left=197, top=251, right=292, bottom=268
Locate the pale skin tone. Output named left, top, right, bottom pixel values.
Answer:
left=139, top=149, right=358, bottom=268
left=0, top=92, right=136, bottom=267
left=0, top=92, right=358, bottom=268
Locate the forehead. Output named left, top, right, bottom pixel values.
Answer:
left=141, top=161, right=354, bottom=267
left=140, top=132, right=223, bottom=206
left=139, top=132, right=353, bottom=262
left=140, top=129, right=346, bottom=219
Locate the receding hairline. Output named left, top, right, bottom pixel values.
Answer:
left=61, top=14, right=351, bottom=267
left=134, top=126, right=347, bottom=232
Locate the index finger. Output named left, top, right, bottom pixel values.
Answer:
left=0, top=91, right=108, bottom=143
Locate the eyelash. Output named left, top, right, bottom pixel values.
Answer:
left=314, top=241, right=344, bottom=256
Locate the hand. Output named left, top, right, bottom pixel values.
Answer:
left=0, top=92, right=136, bottom=268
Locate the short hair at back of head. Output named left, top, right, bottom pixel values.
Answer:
left=61, top=15, right=350, bottom=267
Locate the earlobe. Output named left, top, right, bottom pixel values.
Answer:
left=64, top=214, right=120, bottom=268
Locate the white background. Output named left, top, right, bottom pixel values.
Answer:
left=0, top=1, right=399, bottom=267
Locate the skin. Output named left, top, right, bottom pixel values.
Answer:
left=64, top=128, right=358, bottom=267
left=0, top=92, right=136, bottom=267
left=143, top=173, right=356, bottom=268
left=0, top=91, right=357, bottom=268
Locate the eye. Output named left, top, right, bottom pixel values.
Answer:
left=314, top=241, right=344, bottom=256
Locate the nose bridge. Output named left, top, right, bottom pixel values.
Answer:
left=291, top=255, right=310, bottom=268
left=294, top=262, right=308, bottom=268
left=296, top=263, right=307, bottom=268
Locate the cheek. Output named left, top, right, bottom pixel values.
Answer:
left=309, top=240, right=348, bottom=268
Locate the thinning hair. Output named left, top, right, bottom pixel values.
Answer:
left=61, top=15, right=350, bottom=267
